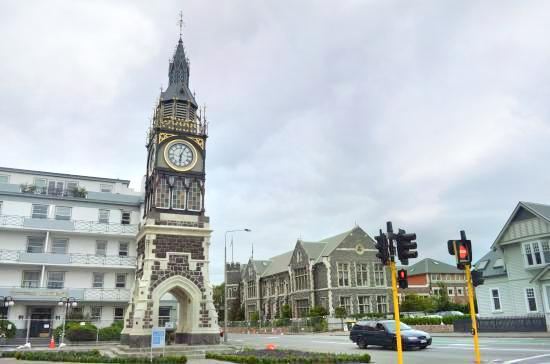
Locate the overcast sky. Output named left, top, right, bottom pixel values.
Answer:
left=2, top=1, right=550, bottom=283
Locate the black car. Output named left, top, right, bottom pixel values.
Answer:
left=350, top=320, right=432, bottom=350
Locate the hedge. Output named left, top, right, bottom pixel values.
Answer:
left=400, top=315, right=468, bottom=326
left=206, top=350, right=370, bottom=363
left=2, top=350, right=187, bottom=363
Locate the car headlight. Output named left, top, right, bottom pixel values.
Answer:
left=407, top=337, right=419, bottom=341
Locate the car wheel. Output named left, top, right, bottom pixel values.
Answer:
left=357, top=339, right=368, bottom=349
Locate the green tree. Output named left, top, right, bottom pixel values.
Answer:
left=334, top=306, right=347, bottom=330
left=308, top=306, right=328, bottom=317
left=212, top=283, right=225, bottom=319
left=400, top=294, right=435, bottom=312
left=434, top=282, right=451, bottom=311
left=281, top=304, right=292, bottom=319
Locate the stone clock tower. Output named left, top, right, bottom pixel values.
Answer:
left=121, top=35, right=219, bottom=347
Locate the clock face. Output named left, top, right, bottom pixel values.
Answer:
left=164, top=140, right=197, bottom=171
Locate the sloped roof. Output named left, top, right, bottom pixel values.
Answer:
left=314, top=227, right=359, bottom=263
left=252, top=260, right=271, bottom=276
left=406, top=258, right=462, bottom=276
left=261, top=251, right=293, bottom=277
left=492, top=201, right=550, bottom=248
left=474, top=249, right=507, bottom=278
left=301, top=242, right=326, bottom=261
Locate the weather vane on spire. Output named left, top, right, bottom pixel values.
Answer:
left=178, top=10, right=184, bottom=39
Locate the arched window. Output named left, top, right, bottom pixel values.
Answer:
left=171, top=178, right=186, bottom=210
left=154, top=176, right=170, bottom=209
left=187, top=180, right=202, bottom=211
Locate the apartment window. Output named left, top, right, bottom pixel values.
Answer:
left=34, top=178, right=47, bottom=193
left=118, top=242, right=129, bottom=257
left=98, top=209, right=110, bottom=224
left=432, top=287, right=441, bottom=296
left=66, top=181, right=78, bottom=193
left=27, top=237, right=45, bottom=253
left=376, top=295, right=387, bottom=313
left=22, top=271, right=40, bottom=288
left=448, top=288, right=454, bottom=296
left=457, top=287, right=464, bottom=296
left=91, top=306, right=102, bottom=321
left=51, top=238, right=67, bottom=254
left=356, top=263, right=369, bottom=286
left=55, top=206, right=72, bottom=221
left=115, top=273, right=127, bottom=288
left=337, top=263, right=350, bottom=287
left=296, top=299, right=310, bottom=318
left=121, top=211, right=131, bottom=225
left=31, top=204, right=49, bottom=219
left=96, top=241, right=107, bottom=256
left=100, top=184, right=113, bottom=193
left=114, top=307, right=125, bottom=321
left=339, top=296, right=352, bottom=315
left=525, top=288, right=538, bottom=312
left=0, top=175, right=9, bottom=184
left=358, top=296, right=372, bottom=314
left=523, top=241, right=549, bottom=267
left=47, top=271, right=65, bottom=289
left=373, top=263, right=386, bottom=286
left=92, top=273, right=104, bottom=288
left=491, top=288, right=501, bottom=311
left=294, top=267, right=309, bottom=290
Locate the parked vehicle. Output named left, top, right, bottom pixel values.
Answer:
left=349, top=320, right=432, bottom=350
left=436, top=311, right=464, bottom=317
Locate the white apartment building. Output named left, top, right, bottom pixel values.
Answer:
left=0, top=167, right=143, bottom=338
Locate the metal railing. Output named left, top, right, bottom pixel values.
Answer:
left=0, top=287, right=132, bottom=302
left=454, top=314, right=547, bottom=332
left=0, top=214, right=138, bottom=235
left=0, top=249, right=136, bottom=267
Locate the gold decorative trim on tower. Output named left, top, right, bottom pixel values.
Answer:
left=189, top=137, right=205, bottom=149
left=159, top=133, right=176, bottom=144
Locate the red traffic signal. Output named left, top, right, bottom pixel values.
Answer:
left=447, top=239, right=472, bottom=269
left=397, top=269, right=408, bottom=289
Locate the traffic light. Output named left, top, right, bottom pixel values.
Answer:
left=397, top=269, right=408, bottom=289
left=374, top=229, right=390, bottom=265
left=395, top=229, right=418, bottom=265
left=448, top=239, right=472, bottom=269
left=471, top=270, right=484, bottom=287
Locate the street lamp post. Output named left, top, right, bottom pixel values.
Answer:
left=58, top=297, right=78, bottom=347
left=0, top=296, right=15, bottom=319
left=224, top=228, right=251, bottom=344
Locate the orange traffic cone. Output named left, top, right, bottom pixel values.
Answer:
left=49, top=337, right=55, bottom=349
left=266, top=343, right=276, bottom=350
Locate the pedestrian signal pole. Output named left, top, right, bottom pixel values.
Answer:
left=387, top=222, right=404, bottom=364
left=448, top=230, right=481, bottom=364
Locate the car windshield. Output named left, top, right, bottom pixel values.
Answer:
left=383, top=322, right=412, bottom=333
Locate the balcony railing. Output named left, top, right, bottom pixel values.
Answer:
left=0, top=214, right=138, bottom=235
left=0, top=286, right=131, bottom=302
left=0, top=249, right=136, bottom=267
left=20, top=185, right=87, bottom=198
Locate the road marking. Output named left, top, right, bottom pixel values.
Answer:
left=503, top=353, right=550, bottom=363
left=311, top=340, right=352, bottom=345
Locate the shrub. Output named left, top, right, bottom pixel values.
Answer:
left=400, top=317, right=442, bottom=325
left=307, top=306, right=328, bottom=318
left=0, top=319, right=16, bottom=338
left=66, top=323, right=97, bottom=342
left=4, top=350, right=186, bottom=363
left=206, top=350, right=370, bottom=363
left=99, top=321, right=124, bottom=341
left=280, top=304, right=292, bottom=319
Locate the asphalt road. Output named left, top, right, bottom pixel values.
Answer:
left=227, top=333, right=550, bottom=364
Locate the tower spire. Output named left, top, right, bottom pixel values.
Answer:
left=178, top=10, right=184, bottom=40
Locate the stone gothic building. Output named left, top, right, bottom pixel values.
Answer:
left=226, top=226, right=393, bottom=320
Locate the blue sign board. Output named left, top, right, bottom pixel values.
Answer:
left=151, top=327, right=166, bottom=348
